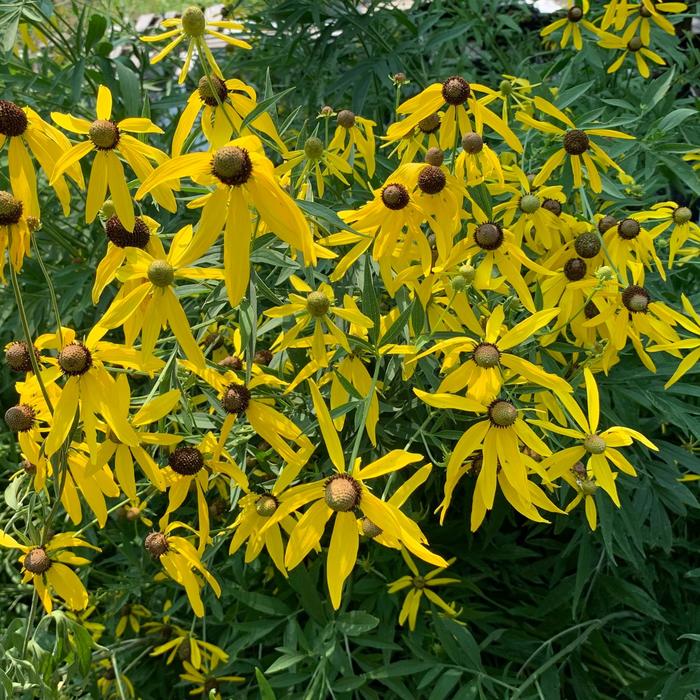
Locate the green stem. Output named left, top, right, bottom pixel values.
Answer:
left=31, top=232, right=63, bottom=345
left=8, top=235, right=54, bottom=414
left=431, top=291, right=457, bottom=336
left=198, top=39, right=237, bottom=134
left=244, top=222, right=262, bottom=385
left=41, top=441, right=70, bottom=545
left=540, top=282, right=604, bottom=338
left=20, top=589, right=38, bottom=658
left=75, top=485, right=154, bottom=536
left=110, top=653, right=128, bottom=700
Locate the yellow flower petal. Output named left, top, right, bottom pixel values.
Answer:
left=327, top=511, right=358, bottom=609
left=357, top=450, right=422, bottom=481
left=105, top=152, right=134, bottom=229
left=583, top=367, right=600, bottom=433
left=308, top=379, right=344, bottom=472
left=284, top=499, right=332, bottom=570
left=96, top=85, right=112, bottom=120
left=46, top=562, right=88, bottom=610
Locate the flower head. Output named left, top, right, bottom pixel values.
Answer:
left=51, top=85, right=172, bottom=230
left=388, top=551, right=460, bottom=631
left=140, top=6, right=251, bottom=84
left=136, top=135, right=319, bottom=307
left=0, top=531, right=99, bottom=613
left=144, top=520, right=221, bottom=617
left=517, top=97, right=634, bottom=193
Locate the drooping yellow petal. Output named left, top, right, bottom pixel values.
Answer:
left=86, top=151, right=109, bottom=223
left=498, top=309, right=559, bottom=350
left=485, top=305, right=505, bottom=343
left=388, top=464, right=432, bottom=508
left=105, top=152, right=134, bottom=229
left=223, top=188, right=251, bottom=307
left=45, top=377, right=80, bottom=456
left=132, top=389, right=181, bottom=427
left=135, top=152, right=208, bottom=199
left=50, top=140, right=94, bottom=183
left=284, top=499, right=332, bottom=569
left=118, top=118, right=163, bottom=134
left=326, top=511, right=358, bottom=609
left=584, top=495, right=597, bottom=530
left=308, top=379, right=344, bottom=472
left=583, top=367, right=600, bottom=433
left=163, top=288, right=207, bottom=367
left=533, top=96, right=576, bottom=129
left=46, top=563, right=89, bottom=610
left=0, top=532, right=23, bottom=550
left=51, top=112, right=92, bottom=134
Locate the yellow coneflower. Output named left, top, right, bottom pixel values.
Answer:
left=92, top=374, right=181, bottom=499
left=454, top=130, right=504, bottom=185
left=159, top=433, right=241, bottom=552
left=415, top=389, right=562, bottom=530
left=538, top=368, right=657, bottom=508
left=492, top=164, right=566, bottom=251
left=180, top=360, right=315, bottom=468
left=172, top=76, right=286, bottom=156
left=0, top=99, right=83, bottom=217
left=387, top=75, right=522, bottom=153
left=36, top=326, right=162, bottom=457
left=51, top=85, right=173, bottom=230
left=0, top=188, right=33, bottom=278
left=97, top=224, right=223, bottom=367
left=180, top=658, right=244, bottom=699
left=635, top=201, right=698, bottom=268
left=135, top=135, right=318, bottom=307
left=602, top=0, right=687, bottom=38
left=264, top=276, right=373, bottom=367
left=476, top=75, right=540, bottom=124
left=338, top=168, right=429, bottom=273
left=541, top=1, right=600, bottom=51
left=226, top=459, right=310, bottom=577
left=276, top=135, right=353, bottom=197
left=115, top=603, right=151, bottom=637
left=593, top=275, right=683, bottom=371
left=96, top=660, right=136, bottom=698
left=140, top=5, right=251, bottom=84
left=144, top=521, right=221, bottom=618
left=383, top=111, right=442, bottom=164
left=148, top=621, right=229, bottom=669
left=411, top=306, right=569, bottom=403
left=649, top=295, right=700, bottom=388
left=328, top=109, right=376, bottom=179
left=598, top=29, right=666, bottom=78
left=92, top=212, right=163, bottom=303
left=394, top=160, right=465, bottom=261
left=60, top=447, right=120, bottom=527
left=388, top=550, right=460, bottom=631
left=558, top=460, right=602, bottom=530
left=460, top=200, right=554, bottom=313
left=602, top=216, right=666, bottom=282
left=262, top=384, right=446, bottom=608
left=516, top=97, right=634, bottom=192
left=0, top=531, right=98, bottom=613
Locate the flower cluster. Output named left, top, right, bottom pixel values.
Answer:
left=1, top=3, right=698, bottom=695
left=541, top=0, right=689, bottom=78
